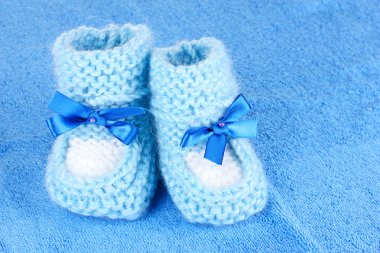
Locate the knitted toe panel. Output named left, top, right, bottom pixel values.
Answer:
left=150, top=38, right=267, bottom=225
left=45, top=24, right=157, bottom=219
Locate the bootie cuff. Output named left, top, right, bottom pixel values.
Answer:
left=150, top=37, right=239, bottom=125
left=53, top=24, right=153, bottom=108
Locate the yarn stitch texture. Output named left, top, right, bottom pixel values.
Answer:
left=45, top=24, right=157, bottom=219
left=149, top=38, right=268, bottom=225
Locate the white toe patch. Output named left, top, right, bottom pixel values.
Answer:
left=185, top=148, right=243, bottom=190
left=65, top=138, right=126, bottom=178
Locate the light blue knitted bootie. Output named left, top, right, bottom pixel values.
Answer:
left=149, top=38, right=267, bottom=225
left=45, top=24, right=157, bottom=219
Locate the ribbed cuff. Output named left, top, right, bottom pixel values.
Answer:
left=150, top=37, right=239, bottom=125
left=53, top=23, right=152, bottom=108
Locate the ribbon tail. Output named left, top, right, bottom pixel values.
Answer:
left=46, top=115, right=84, bottom=137
left=204, top=134, right=227, bottom=165
left=106, top=122, right=137, bottom=145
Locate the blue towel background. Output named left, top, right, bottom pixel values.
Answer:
left=0, top=1, right=379, bottom=252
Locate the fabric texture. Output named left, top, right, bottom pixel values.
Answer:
left=45, top=24, right=158, bottom=219
left=149, top=38, right=267, bottom=225
left=0, top=1, right=379, bottom=252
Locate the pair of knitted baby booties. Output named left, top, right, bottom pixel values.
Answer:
left=45, top=23, right=267, bottom=225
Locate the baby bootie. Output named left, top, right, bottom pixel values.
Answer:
left=45, top=24, right=157, bottom=219
left=149, top=38, right=267, bottom=225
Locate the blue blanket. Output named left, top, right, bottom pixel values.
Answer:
left=0, top=0, right=379, bottom=252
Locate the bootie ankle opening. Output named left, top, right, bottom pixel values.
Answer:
left=71, top=25, right=135, bottom=51
left=166, top=42, right=211, bottom=66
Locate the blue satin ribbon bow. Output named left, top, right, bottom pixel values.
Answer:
left=46, top=91, right=145, bottom=145
left=180, top=94, right=257, bottom=165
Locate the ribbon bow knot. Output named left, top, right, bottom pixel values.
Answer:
left=212, top=122, right=229, bottom=135
left=180, top=94, right=257, bottom=165
left=86, top=111, right=106, bottom=125
left=46, top=91, right=145, bottom=145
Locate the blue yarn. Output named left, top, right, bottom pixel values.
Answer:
left=149, top=38, right=268, bottom=225
left=45, top=24, right=158, bottom=219
left=1, top=1, right=379, bottom=252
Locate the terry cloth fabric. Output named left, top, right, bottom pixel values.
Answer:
left=45, top=23, right=158, bottom=219
left=0, top=1, right=379, bottom=252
